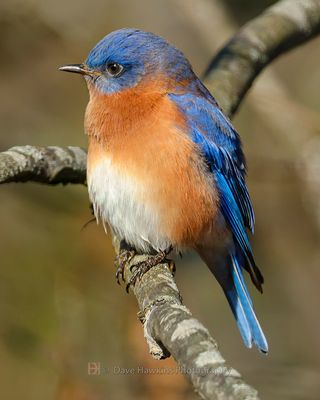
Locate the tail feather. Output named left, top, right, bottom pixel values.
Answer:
left=231, top=253, right=268, bottom=353
left=198, top=246, right=268, bottom=353
left=224, top=287, right=252, bottom=348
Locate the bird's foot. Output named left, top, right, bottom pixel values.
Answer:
left=115, top=248, right=136, bottom=285
left=126, top=245, right=173, bottom=293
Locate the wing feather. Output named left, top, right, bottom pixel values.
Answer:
left=169, top=88, right=263, bottom=291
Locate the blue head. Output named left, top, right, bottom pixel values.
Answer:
left=60, top=28, right=195, bottom=94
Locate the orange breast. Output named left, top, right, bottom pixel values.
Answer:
left=85, top=82, right=219, bottom=249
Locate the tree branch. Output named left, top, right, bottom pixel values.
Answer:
left=0, top=145, right=86, bottom=185
left=204, top=0, right=320, bottom=117
left=112, top=238, right=259, bottom=400
left=1, top=0, right=320, bottom=399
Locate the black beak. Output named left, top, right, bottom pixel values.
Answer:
left=59, top=64, right=91, bottom=75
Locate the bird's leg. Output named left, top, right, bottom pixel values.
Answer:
left=126, top=245, right=173, bottom=292
left=115, top=240, right=136, bottom=285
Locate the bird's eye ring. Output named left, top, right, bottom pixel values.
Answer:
left=106, top=62, right=124, bottom=77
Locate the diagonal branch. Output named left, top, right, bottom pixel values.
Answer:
left=112, top=238, right=259, bottom=400
left=1, top=0, right=320, bottom=399
left=204, top=0, right=320, bottom=117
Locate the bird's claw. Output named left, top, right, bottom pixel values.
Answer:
left=126, top=262, right=150, bottom=293
left=115, top=249, right=136, bottom=285
left=126, top=245, right=173, bottom=292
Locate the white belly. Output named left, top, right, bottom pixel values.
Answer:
left=87, top=157, right=171, bottom=253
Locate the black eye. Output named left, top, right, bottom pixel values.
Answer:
left=106, top=62, right=124, bottom=77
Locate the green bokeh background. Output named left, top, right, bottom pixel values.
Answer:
left=1, top=1, right=320, bottom=399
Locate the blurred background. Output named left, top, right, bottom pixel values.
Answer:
left=1, top=0, right=320, bottom=399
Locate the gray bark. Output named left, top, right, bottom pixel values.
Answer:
left=204, top=0, right=320, bottom=116
left=0, top=146, right=86, bottom=185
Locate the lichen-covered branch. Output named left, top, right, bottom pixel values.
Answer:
left=112, top=238, right=259, bottom=400
left=204, top=0, right=320, bottom=117
left=0, top=145, right=86, bottom=185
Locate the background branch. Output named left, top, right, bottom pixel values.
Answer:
left=1, top=0, right=320, bottom=399
left=204, top=0, right=320, bottom=117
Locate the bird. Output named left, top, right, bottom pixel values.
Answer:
left=60, top=28, right=268, bottom=353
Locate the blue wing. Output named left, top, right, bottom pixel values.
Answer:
left=169, top=84, right=267, bottom=352
left=169, top=86, right=263, bottom=291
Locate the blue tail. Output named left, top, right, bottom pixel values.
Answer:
left=198, top=244, right=268, bottom=353
left=224, top=252, right=268, bottom=353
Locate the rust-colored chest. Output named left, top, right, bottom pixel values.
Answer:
left=85, top=85, right=218, bottom=248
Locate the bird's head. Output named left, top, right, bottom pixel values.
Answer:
left=60, top=28, right=194, bottom=94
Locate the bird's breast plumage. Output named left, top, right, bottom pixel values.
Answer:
left=85, top=83, right=219, bottom=252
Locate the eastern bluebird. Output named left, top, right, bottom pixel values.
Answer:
left=60, top=28, right=268, bottom=353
